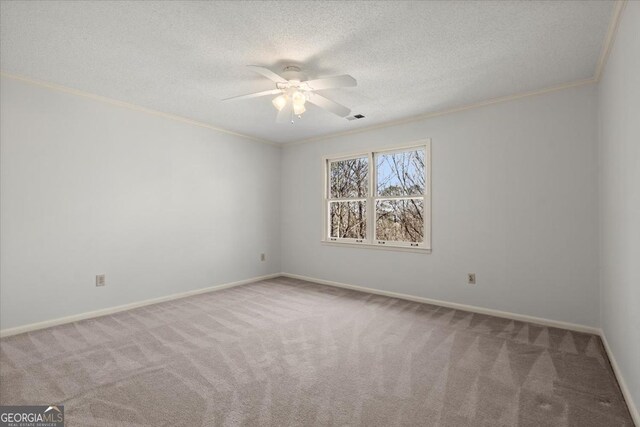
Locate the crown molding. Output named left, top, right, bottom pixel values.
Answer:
left=282, top=0, right=627, bottom=147
left=594, top=0, right=627, bottom=82
left=0, top=71, right=280, bottom=147
left=2, top=1, right=626, bottom=148
left=2, top=69, right=596, bottom=149
left=283, top=77, right=597, bottom=147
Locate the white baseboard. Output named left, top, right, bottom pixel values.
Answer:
left=0, top=273, right=281, bottom=338
left=280, top=272, right=600, bottom=334
left=2, top=271, right=636, bottom=423
left=599, top=330, right=639, bottom=426
left=281, top=272, right=640, bottom=423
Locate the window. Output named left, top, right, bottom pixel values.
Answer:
left=323, top=141, right=431, bottom=252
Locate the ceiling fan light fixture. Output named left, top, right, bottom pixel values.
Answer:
left=293, top=103, right=306, bottom=116
left=272, top=94, right=287, bottom=111
left=226, top=65, right=357, bottom=122
left=291, top=90, right=306, bottom=107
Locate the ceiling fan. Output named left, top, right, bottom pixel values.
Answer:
left=222, top=65, right=357, bottom=124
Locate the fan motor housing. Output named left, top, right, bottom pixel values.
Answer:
left=281, top=65, right=306, bottom=82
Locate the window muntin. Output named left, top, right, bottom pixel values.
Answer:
left=324, top=142, right=430, bottom=251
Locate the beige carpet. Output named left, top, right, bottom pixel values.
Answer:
left=0, top=277, right=634, bottom=426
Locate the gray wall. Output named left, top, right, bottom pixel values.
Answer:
left=282, top=85, right=600, bottom=327
left=598, top=1, right=640, bottom=415
left=0, top=77, right=282, bottom=329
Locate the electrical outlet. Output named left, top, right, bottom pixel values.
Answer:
left=96, top=274, right=106, bottom=287
left=468, top=273, right=476, bottom=285
left=260, top=253, right=266, bottom=262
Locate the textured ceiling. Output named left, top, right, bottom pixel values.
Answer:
left=0, top=1, right=614, bottom=144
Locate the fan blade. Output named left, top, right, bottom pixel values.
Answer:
left=304, top=74, right=357, bottom=91
left=222, top=89, right=282, bottom=101
left=276, top=101, right=293, bottom=124
left=307, top=94, right=351, bottom=117
left=247, top=65, right=288, bottom=84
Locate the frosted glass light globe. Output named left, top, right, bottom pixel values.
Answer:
left=272, top=94, right=287, bottom=111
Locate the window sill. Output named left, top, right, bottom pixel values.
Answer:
left=321, top=240, right=432, bottom=254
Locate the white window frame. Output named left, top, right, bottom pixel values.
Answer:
left=322, top=139, right=431, bottom=253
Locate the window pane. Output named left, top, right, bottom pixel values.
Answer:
left=376, top=149, right=425, bottom=196
left=330, top=157, right=368, bottom=198
left=330, top=201, right=367, bottom=239
left=376, top=199, right=424, bottom=243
